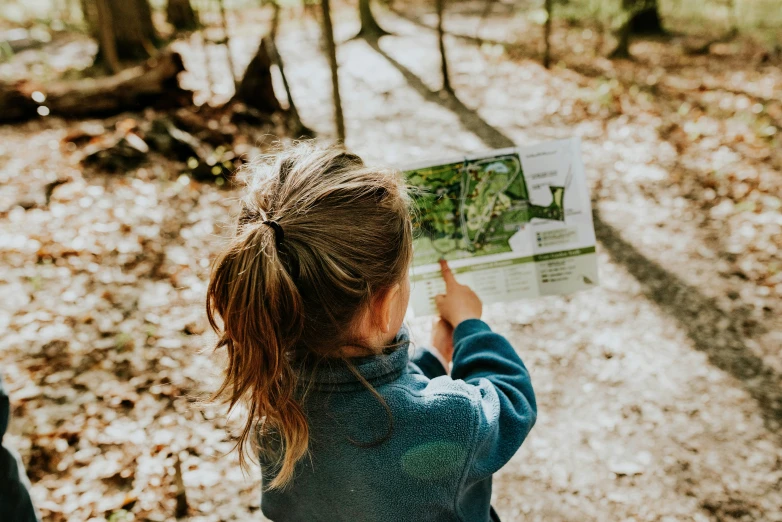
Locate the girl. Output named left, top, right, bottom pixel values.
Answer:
left=207, top=144, right=536, bottom=522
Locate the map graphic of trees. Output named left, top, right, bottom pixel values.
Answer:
left=406, top=153, right=566, bottom=266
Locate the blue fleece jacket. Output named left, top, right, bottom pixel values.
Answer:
left=259, top=319, right=537, bottom=522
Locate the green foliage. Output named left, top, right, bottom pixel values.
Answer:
left=114, top=332, right=134, bottom=352
left=537, top=0, right=782, bottom=43
left=27, top=275, right=44, bottom=292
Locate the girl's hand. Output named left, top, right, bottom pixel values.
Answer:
left=431, top=318, right=454, bottom=367
left=434, top=259, right=483, bottom=327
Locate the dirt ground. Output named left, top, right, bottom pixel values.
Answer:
left=1, top=3, right=781, bottom=521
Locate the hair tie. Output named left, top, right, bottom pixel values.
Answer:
left=263, top=219, right=285, bottom=249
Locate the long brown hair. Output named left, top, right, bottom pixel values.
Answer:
left=206, top=143, right=413, bottom=489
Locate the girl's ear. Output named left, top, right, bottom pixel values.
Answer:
left=377, top=284, right=401, bottom=334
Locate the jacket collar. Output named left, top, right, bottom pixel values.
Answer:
left=297, top=327, right=411, bottom=392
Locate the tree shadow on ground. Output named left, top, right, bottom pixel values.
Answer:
left=593, top=207, right=782, bottom=435
left=363, top=37, right=782, bottom=437
left=364, top=38, right=516, bottom=149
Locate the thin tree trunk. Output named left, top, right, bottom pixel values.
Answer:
left=95, top=0, right=120, bottom=73
left=167, top=0, right=198, bottom=32
left=265, top=39, right=314, bottom=138
left=265, top=0, right=311, bottom=136
left=728, top=0, right=738, bottom=33
left=543, top=0, right=553, bottom=68
left=355, top=0, right=389, bottom=40
left=610, top=16, right=632, bottom=58
left=270, top=0, right=281, bottom=42
left=595, top=0, right=605, bottom=55
left=216, top=0, right=238, bottom=84
left=320, top=0, right=346, bottom=141
left=436, top=0, right=452, bottom=93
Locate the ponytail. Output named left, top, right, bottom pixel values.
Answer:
left=207, top=220, right=307, bottom=489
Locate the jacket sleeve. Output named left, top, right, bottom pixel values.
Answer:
left=0, top=376, right=40, bottom=522
left=410, top=347, right=448, bottom=379
left=450, top=319, right=537, bottom=482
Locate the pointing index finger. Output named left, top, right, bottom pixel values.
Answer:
left=439, top=259, right=458, bottom=289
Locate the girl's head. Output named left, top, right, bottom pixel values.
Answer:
left=206, top=143, right=413, bottom=489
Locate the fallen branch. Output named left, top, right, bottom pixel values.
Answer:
left=0, top=50, right=191, bottom=123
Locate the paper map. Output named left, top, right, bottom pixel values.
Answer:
left=405, top=137, right=598, bottom=316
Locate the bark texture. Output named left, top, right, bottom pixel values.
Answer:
left=83, top=0, right=159, bottom=63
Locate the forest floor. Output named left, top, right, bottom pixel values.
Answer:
left=1, top=3, right=782, bottom=521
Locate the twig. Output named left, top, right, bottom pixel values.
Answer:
left=216, top=0, right=238, bottom=85
left=264, top=38, right=315, bottom=138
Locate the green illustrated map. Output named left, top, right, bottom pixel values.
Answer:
left=406, top=153, right=566, bottom=266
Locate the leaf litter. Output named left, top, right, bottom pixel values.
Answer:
left=1, top=4, right=782, bottom=521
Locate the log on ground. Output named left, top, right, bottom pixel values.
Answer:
left=0, top=51, right=191, bottom=123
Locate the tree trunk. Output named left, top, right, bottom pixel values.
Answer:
left=95, top=0, right=120, bottom=73
left=436, top=0, right=452, bottom=93
left=628, top=0, right=664, bottom=35
left=728, top=0, right=738, bottom=33
left=84, top=0, right=159, bottom=64
left=265, top=39, right=314, bottom=139
left=232, top=39, right=281, bottom=115
left=167, top=0, right=198, bottom=32
left=320, top=0, right=346, bottom=141
left=609, top=0, right=663, bottom=58
left=264, top=1, right=313, bottom=137
left=355, top=0, right=390, bottom=40
left=0, top=51, right=190, bottom=122
left=543, top=0, right=553, bottom=68
left=270, top=0, right=282, bottom=42
left=609, top=18, right=632, bottom=58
